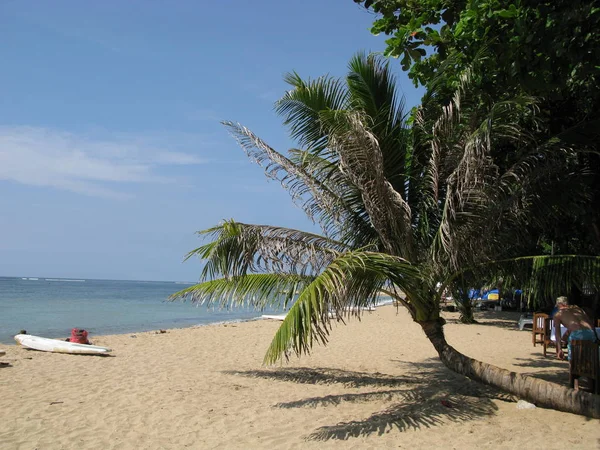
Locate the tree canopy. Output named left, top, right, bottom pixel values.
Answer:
left=355, top=0, right=600, bottom=114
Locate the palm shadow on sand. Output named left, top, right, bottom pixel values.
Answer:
left=444, top=311, right=526, bottom=330
left=224, top=358, right=513, bottom=441
left=511, top=356, right=570, bottom=384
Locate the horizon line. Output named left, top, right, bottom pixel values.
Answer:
left=0, top=275, right=197, bottom=284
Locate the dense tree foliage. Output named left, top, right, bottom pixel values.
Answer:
left=356, top=0, right=599, bottom=114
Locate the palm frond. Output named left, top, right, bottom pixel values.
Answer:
left=287, top=148, right=380, bottom=248
left=347, top=53, right=411, bottom=197
left=436, top=109, right=586, bottom=269
left=169, top=273, right=313, bottom=310
left=223, top=121, right=367, bottom=237
left=277, top=72, right=348, bottom=156
left=423, top=66, right=541, bottom=269
left=322, top=109, right=414, bottom=259
left=187, top=221, right=349, bottom=280
left=347, top=52, right=401, bottom=123
left=524, top=255, right=600, bottom=306
left=263, top=251, right=424, bottom=364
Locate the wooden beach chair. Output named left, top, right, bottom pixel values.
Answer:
left=532, top=313, right=548, bottom=347
left=569, top=340, right=600, bottom=395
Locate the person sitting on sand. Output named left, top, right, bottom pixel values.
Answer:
left=553, top=296, right=598, bottom=360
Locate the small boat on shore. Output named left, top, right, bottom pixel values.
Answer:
left=14, top=334, right=112, bottom=355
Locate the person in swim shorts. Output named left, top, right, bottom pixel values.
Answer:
left=553, top=296, right=598, bottom=360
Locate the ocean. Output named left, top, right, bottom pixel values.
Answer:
left=0, top=276, right=281, bottom=344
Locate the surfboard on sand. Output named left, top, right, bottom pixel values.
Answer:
left=261, top=314, right=287, bottom=321
left=14, top=334, right=112, bottom=355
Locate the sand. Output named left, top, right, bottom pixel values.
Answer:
left=1, top=306, right=598, bottom=449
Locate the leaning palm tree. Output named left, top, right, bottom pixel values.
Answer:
left=172, top=54, right=600, bottom=418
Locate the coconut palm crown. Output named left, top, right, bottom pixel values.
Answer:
left=171, top=54, right=600, bottom=418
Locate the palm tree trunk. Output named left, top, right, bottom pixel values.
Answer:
left=419, top=318, right=600, bottom=418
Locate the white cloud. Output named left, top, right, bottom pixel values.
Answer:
left=0, top=126, right=208, bottom=199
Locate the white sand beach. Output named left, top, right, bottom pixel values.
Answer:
left=1, top=305, right=598, bottom=449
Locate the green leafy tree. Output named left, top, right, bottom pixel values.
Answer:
left=355, top=0, right=600, bottom=111
left=172, top=55, right=600, bottom=417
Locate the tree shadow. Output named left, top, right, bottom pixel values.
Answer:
left=474, top=311, right=523, bottom=321
left=308, top=393, right=496, bottom=440
left=223, top=367, right=420, bottom=388
left=443, top=312, right=523, bottom=330
left=389, top=359, right=517, bottom=402
left=224, top=361, right=504, bottom=441
left=482, top=310, right=539, bottom=329
left=518, top=370, right=569, bottom=384
left=275, top=389, right=421, bottom=409
left=511, top=356, right=570, bottom=384
left=474, top=320, right=522, bottom=330
left=512, top=356, right=567, bottom=369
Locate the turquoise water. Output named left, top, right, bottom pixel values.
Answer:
left=0, top=277, right=280, bottom=344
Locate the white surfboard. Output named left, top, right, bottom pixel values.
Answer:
left=14, top=334, right=112, bottom=355
left=261, top=314, right=287, bottom=321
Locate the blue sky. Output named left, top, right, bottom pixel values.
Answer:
left=0, top=0, right=422, bottom=281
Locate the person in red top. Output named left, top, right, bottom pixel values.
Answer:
left=66, top=328, right=91, bottom=345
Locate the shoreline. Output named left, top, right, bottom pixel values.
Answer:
left=1, top=298, right=397, bottom=346
left=1, top=305, right=597, bottom=449
left=0, top=314, right=267, bottom=346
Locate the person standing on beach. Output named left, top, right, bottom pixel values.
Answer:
left=553, top=296, right=597, bottom=360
